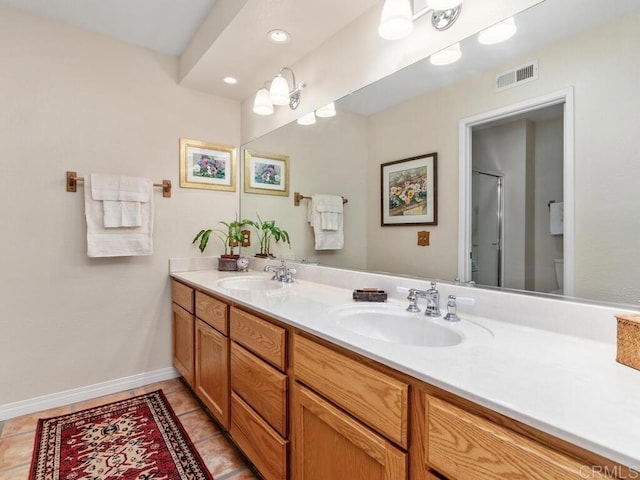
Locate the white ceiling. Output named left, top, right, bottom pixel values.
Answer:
left=2, top=0, right=638, bottom=111
left=0, top=0, right=381, bottom=101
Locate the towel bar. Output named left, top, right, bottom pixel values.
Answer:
left=66, top=171, right=171, bottom=198
left=294, top=192, right=348, bottom=207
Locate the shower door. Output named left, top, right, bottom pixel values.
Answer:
left=471, top=170, right=503, bottom=287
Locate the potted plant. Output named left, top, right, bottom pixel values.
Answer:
left=250, top=214, right=291, bottom=258
left=193, top=216, right=252, bottom=270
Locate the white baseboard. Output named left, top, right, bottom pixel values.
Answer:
left=0, top=367, right=180, bottom=421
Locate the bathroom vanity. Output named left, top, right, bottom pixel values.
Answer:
left=170, top=258, right=639, bottom=480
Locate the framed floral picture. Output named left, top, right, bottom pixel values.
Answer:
left=381, top=152, right=437, bottom=226
left=243, top=150, right=289, bottom=196
left=179, top=138, right=235, bottom=191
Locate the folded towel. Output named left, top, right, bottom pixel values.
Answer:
left=84, top=176, right=154, bottom=257
left=91, top=174, right=151, bottom=202
left=308, top=194, right=344, bottom=250
left=314, top=194, right=343, bottom=230
left=91, top=174, right=150, bottom=228
left=103, top=200, right=142, bottom=228
left=550, top=201, right=563, bottom=235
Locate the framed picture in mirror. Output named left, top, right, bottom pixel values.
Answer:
left=244, top=149, right=290, bottom=196
left=179, top=138, right=236, bottom=191
left=381, top=152, right=437, bottom=226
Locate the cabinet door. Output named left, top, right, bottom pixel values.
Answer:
left=426, top=395, right=612, bottom=480
left=291, top=383, right=407, bottom=480
left=172, top=303, right=194, bottom=386
left=195, top=319, right=229, bottom=429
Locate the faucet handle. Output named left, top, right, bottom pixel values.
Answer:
left=406, top=289, right=421, bottom=312
left=443, top=295, right=461, bottom=322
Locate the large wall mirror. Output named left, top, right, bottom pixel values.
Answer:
left=241, top=0, right=640, bottom=309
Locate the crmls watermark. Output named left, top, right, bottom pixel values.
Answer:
left=579, top=465, right=640, bottom=479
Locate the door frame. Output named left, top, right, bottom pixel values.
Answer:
left=457, top=88, right=575, bottom=296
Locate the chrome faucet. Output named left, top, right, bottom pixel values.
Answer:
left=264, top=259, right=296, bottom=283
left=406, top=284, right=441, bottom=317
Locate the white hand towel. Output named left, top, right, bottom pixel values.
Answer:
left=308, top=194, right=344, bottom=250
left=103, top=200, right=142, bottom=228
left=91, top=174, right=151, bottom=202
left=91, top=174, right=150, bottom=228
left=84, top=176, right=154, bottom=257
left=314, top=194, right=343, bottom=231
left=550, top=201, right=564, bottom=235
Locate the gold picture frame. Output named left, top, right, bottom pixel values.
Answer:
left=179, top=138, right=236, bottom=191
left=243, top=149, right=290, bottom=196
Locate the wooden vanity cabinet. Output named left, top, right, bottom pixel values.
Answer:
left=229, top=307, right=289, bottom=480
left=194, top=297, right=229, bottom=430
left=291, top=383, right=407, bottom=480
left=424, top=395, right=615, bottom=480
left=171, top=281, right=195, bottom=386
left=292, top=333, right=409, bottom=480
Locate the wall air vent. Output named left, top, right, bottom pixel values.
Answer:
left=495, top=60, right=539, bottom=91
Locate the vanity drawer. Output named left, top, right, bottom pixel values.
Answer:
left=230, top=307, right=286, bottom=370
left=426, top=395, right=609, bottom=480
left=231, top=341, right=287, bottom=437
left=171, top=280, right=194, bottom=313
left=195, top=291, right=228, bottom=334
left=293, top=334, right=409, bottom=448
left=231, top=392, right=287, bottom=480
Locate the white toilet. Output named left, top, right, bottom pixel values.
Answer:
left=552, top=258, right=564, bottom=294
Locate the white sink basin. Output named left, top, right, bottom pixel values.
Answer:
left=329, top=304, right=490, bottom=347
left=216, top=276, right=283, bottom=291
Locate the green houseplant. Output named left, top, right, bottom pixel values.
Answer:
left=193, top=216, right=252, bottom=270
left=250, top=214, right=291, bottom=257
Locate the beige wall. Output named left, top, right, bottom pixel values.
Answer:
left=366, top=12, right=640, bottom=303
left=242, top=110, right=368, bottom=268
left=0, top=6, right=240, bottom=405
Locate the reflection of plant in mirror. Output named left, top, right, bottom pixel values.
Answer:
left=193, top=215, right=253, bottom=256
left=248, top=214, right=291, bottom=256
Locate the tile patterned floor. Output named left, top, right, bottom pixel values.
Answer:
left=0, top=378, right=259, bottom=479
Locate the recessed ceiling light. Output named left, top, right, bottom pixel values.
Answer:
left=222, top=76, right=238, bottom=85
left=267, top=29, right=291, bottom=44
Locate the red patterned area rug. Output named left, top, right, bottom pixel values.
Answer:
left=29, top=389, right=213, bottom=480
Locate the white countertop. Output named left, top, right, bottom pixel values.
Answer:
left=171, top=265, right=640, bottom=468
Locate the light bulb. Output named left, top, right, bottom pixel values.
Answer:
left=253, top=88, right=273, bottom=115
left=478, top=17, right=517, bottom=45
left=430, top=42, right=462, bottom=66
left=426, top=0, right=463, bottom=10
left=315, top=102, right=336, bottom=118
left=269, top=74, right=290, bottom=106
left=297, top=112, right=316, bottom=125
left=378, top=0, right=414, bottom=40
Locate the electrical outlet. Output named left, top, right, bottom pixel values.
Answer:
left=417, top=231, right=430, bottom=246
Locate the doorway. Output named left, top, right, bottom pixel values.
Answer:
left=458, top=89, right=574, bottom=296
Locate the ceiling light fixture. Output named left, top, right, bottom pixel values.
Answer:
left=253, top=86, right=274, bottom=115
left=252, top=67, right=306, bottom=115
left=478, top=17, right=517, bottom=45
left=378, top=0, right=414, bottom=40
left=222, top=76, right=238, bottom=85
left=267, top=29, right=290, bottom=44
left=378, top=0, right=464, bottom=39
left=430, top=42, right=462, bottom=65
left=315, top=102, right=336, bottom=118
left=297, top=112, right=316, bottom=126
left=426, top=0, right=462, bottom=9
